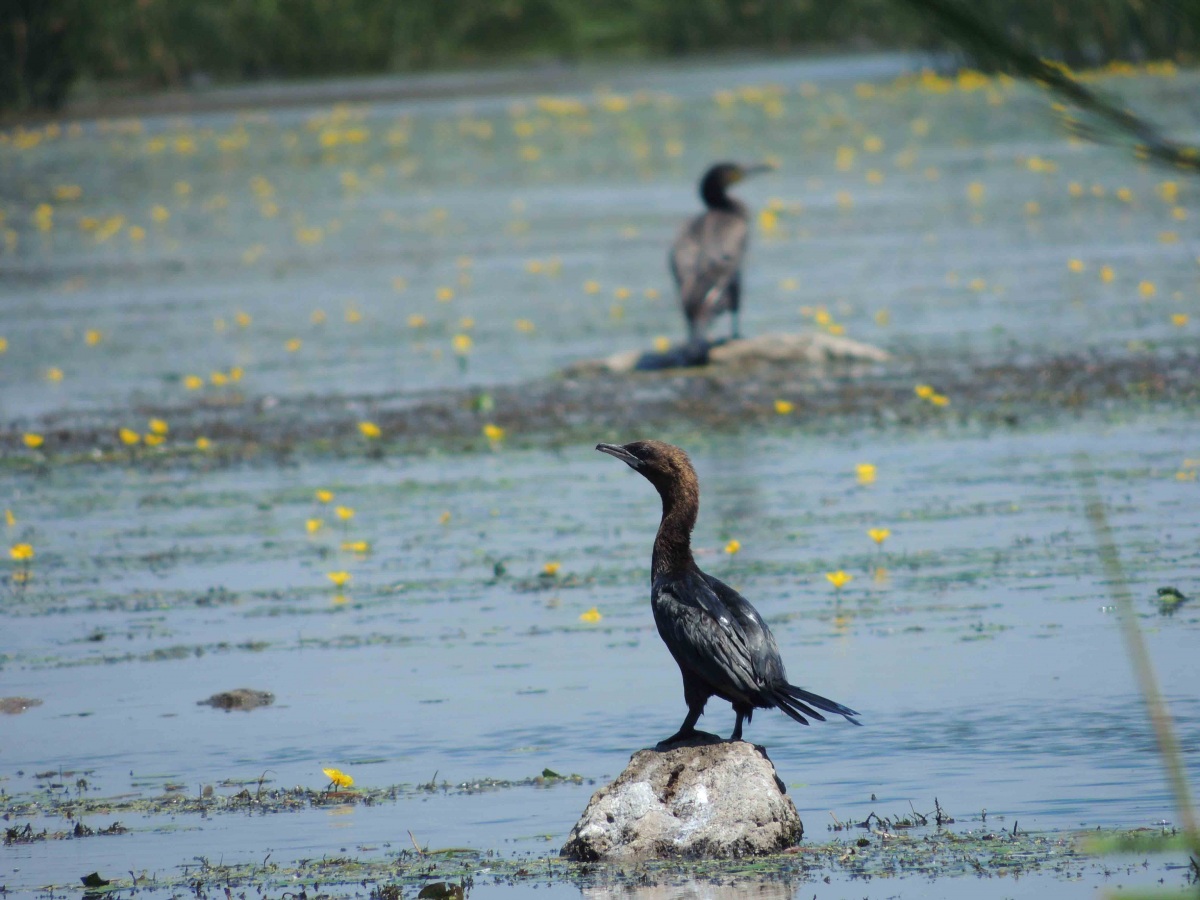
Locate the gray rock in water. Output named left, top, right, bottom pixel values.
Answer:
left=561, top=736, right=802, bottom=860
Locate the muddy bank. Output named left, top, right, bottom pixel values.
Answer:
left=2, top=349, right=1197, bottom=468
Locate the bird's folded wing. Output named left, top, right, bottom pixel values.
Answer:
left=653, top=579, right=759, bottom=694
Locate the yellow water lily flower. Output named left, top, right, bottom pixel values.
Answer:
left=579, top=607, right=602, bottom=624
left=322, top=767, right=354, bottom=788
left=724, top=539, right=741, bottom=555
left=10, top=543, right=34, bottom=561
left=326, top=571, right=351, bottom=587
left=358, top=421, right=381, bottom=439
left=868, top=528, right=891, bottom=545
left=22, top=433, right=43, bottom=449
left=826, top=570, right=853, bottom=589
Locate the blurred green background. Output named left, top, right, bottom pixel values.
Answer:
left=4, top=0, right=1199, bottom=114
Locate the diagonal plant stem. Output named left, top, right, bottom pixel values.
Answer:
left=1077, top=454, right=1199, bottom=867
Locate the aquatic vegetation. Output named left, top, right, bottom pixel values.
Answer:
left=579, top=607, right=602, bottom=623
left=825, top=570, right=852, bottom=590
left=724, top=539, right=741, bottom=555
left=322, top=767, right=354, bottom=789
left=867, top=528, right=891, bottom=545
left=9, top=543, right=33, bottom=561
left=855, top=463, right=876, bottom=486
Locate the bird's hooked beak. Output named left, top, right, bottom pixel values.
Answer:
left=733, top=161, right=776, bottom=182
left=596, top=442, right=641, bottom=469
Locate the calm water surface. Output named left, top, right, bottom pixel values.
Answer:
left=2, top=52, right=1199, bottom=899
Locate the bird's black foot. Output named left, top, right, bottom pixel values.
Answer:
left=656, top=728, right=720, bottom=748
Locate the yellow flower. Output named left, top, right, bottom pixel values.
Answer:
left=85, top=329, right=103, bottom=346
left=774, top=399, right=794, bottom=415
left=210, top=371, right=229, bottom=386
left=335, top=506, right=355, bottom=521
left=358, top=421, right=381, bottom=439
left=306, top=518, right=323, bottom=534
left=144, top=433, right=164, bottom=447
left=22, top=433, right=44, bottom=449
left=452, top=334, right=473, bottom=354
left=285, top=338, right=302, bottom=352
left=867, top=528, right=891, bottom=545
left=724, top=539, right=741, bottom=555
left=235, top=311, right=252, bottom=328
left=652, top=336, right=671, bottom=352
left=0, top=337, right=7, bottom=353
left=326, top=571, right=351, bottom=587
left=184, top=374, right=204, bottom=390
left=195, top=437, right=212, bottom=450
left=311, top=309, right=327, bottom=325
left=342, top=540, right=370, bottom=553
left=148, top=418, right=169, bottom=435
left=119, top=428, right=140, bottom=446
left=1100, top=265, right=1115, bottom=283
left=316, top=489, right=334, bottom=503
left=229, top=366, right=244, bottom=382
left=1138, top=280, right=1156, bottom=299
left=543, top=561, right=561, bottom=576
left=856, top=463, right=876, bottom=485
left=483, top=423, right=505, bottom=442
left=407, top=314, right=427, bottom=329
left=826, top=570, right=853, bottom=589
left=436, top=286, right=455, bottom=302
left=345, top=308, right=362, bottom=324
left=4, top=509, right=15, bottom=527
left=46, top=367, right=64, bottom=383
left=1171, top=313, right=1189, bottom=327
left=322, top=767, right=354, bottom=788
left=515, top=319, right=536, bottom=333
left=1067, top=259, right=1085, bottom=273
left=438, top=510, right=452, bottom=525
left=10, top=543, right=34, bottom=561
left=583, top=279, right=601, bottom=294
left=579, top=607, right=603, bottom=624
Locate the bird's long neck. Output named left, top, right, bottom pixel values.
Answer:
left=651, top=475, right=699, bottom=579
left=701, top=178, right=736, bottom=211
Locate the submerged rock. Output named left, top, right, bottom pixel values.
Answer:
left=561, top=736, right=802, bottom=860
left=197, top=688, right=275, bottom=711
left=0, top=697, right=43, bottom=715
left=565, top=331, right=890, bottom=377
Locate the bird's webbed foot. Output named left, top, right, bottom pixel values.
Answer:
left=656, top=727, right=720, bottom=749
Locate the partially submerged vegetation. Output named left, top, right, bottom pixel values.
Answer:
left=3, top=349, right=1199, bottom=472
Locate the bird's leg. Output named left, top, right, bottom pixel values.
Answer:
left=658, top=705, right=702, bottom=746
left=729, top=275, right=742, bottom=340
left=730, top=703, right=752, bottom=741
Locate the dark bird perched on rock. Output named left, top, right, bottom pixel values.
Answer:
left=670, top=162, right=774, bottom=346
left=596, top=439, right=859, bottom=745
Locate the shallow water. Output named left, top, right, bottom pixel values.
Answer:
left=3, top=53, right=1200, bottom=899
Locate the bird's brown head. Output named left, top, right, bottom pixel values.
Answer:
left=699, top=161, right=775, bottom=207
left=596, top=440, right=698, bottom=500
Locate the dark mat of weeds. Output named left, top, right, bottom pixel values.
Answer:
left=2, top=349, right=1197, bottom=469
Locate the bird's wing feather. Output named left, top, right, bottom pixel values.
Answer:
left=701, top=573, right=788, bottom=685
left=670, top=211, right=749, bottom=330
left=652, top=572, right=760, bottom=697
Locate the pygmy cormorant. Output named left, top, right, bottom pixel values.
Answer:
left=597, top=439, right=860, bottom=744
left=670, top=162, right=774, bottom=344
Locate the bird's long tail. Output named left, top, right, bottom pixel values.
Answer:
left=772, top=684, right=861, bottom=727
